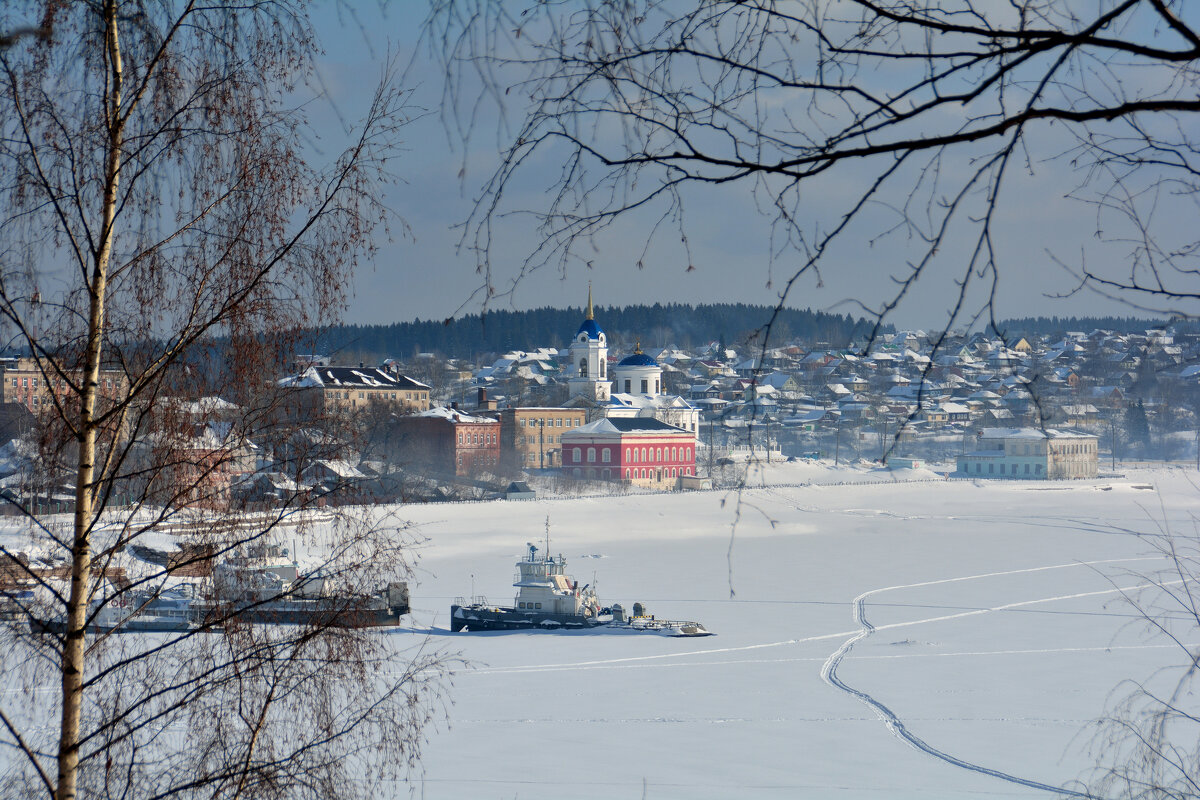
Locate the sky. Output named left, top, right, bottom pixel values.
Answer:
left=309, top=3, right=1191, bottom=334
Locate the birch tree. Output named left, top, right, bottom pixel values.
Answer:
left=0, top=3, right=445, bottom=798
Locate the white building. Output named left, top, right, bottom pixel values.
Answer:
left=957, top=428, right=1098, bottom=480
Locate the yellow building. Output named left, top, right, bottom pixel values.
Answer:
left=496, top=407, right=587, bottom=469
left=285, top=365, right=431, bottom=413
left=0, top=357, right=128, bottom=415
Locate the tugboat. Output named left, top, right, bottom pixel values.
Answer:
left=450, top=535, right=712, bottom=637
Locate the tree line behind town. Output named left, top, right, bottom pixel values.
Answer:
left=309, top=304, right=1177, bottom=366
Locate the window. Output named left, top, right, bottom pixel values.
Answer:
left=573, top=448, right=582, bottom=463
left=641, top=447, right=647, bottom=461
left=989, top=463, right=994, bottom=474
left=458, top=433, right=463, bottom=444
left=579, top=358, right=588, bottom=377
left=535, top=603, right=542, bottom=609
left=626, top=468, right=631, bottom=478
left=641, top=379, right=648, bottom=393
left=521, top=419, right=527, bottom=427
left=587, top=447, right=596, bottom=463
left=624, top=379, right=631, bottom=393
left=1024, top=464, right=1030, bottom=474
left=626, top=448, right=631, bottom=462
left=556, top=418, right=562, bottom=427
left=602, top=449, right=611, bottom=463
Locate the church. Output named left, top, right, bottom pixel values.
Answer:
left=560, top=292, right=699, bottom=488
left=564, top=290, right=700, bottom=433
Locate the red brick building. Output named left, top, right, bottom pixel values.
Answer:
left=392, top=406, right=501, bottom=477
left=559, top=417, right=695, bottom=489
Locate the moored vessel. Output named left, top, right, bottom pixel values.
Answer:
left=451, top=537, right=712, bottom=637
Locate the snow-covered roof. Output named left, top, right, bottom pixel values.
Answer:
left=416, top=406, right=497, bottom=425
left=281, top=365, right=429, bottom=391
left=565, top=417, right=690, bottom=436
left=979, top=427, right=1096, bottom=440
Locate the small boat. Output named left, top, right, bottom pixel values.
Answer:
left=451, top=537, right=712, bottom=637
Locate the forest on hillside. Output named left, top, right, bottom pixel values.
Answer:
left=281, top=306, right=1183, bottom=368
left=992, top=316, right=1179, bottom=338
left=309, top=304, right=877, bottom=364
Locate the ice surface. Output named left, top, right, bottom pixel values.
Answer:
left=389, top=465, right=1196, bottom=798
left=5, top=462, right=1195, bottom=799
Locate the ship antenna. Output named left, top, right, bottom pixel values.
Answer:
left=544, top=516, right=551, bottom=557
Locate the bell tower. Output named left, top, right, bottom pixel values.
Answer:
left=567, top=287, right=610, bottom=401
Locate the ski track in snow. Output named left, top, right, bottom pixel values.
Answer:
left=819, top=558, right=1175, bottom=798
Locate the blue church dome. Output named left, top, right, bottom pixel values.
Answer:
left=577, top=318, right=605, bottom=340
left=618, top=352, right=658, bottom=367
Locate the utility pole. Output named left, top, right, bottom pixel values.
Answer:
left=835, top=414, right=842, bottom=466
left=1110, top=415, right=1117, bottom=470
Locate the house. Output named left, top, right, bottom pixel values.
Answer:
left=390, top=406, right=501, bottom=477
left=560, top=416, right=696, bottom=489
left=957, top=428, right=1098, bottom=480
left=502, top=481, right=536, bottom=500
left=281, top=364, right=431, bottom=414
left=493, top=407, right=587, bottom=469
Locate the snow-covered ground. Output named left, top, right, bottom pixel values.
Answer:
left=386, top=463, right=1198, bottom=798
left=5, top=462, right=1196, bottom=798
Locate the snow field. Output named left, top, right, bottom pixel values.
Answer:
left=393, top=466, right=1194, bottom=798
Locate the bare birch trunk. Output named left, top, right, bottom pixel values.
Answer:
left=55, top=2, right=120, bottom=798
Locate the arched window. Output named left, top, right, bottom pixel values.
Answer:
left=579, top=357, right=588, bottom=377
left=626, top=447, right=631, bottom=462
left=625, top=468, right=631, bottom=479
left=573, top=448, right=582, bottom=463
left=587, top=447, right=596, bottom=463
left=641, top=447, right=647, bottom=461
left=600, top=360, right=606, bottom=377
left=602, top=449, right=611, bottom=463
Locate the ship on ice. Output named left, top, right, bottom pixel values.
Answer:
left=450, top=540, right=712, bottom=637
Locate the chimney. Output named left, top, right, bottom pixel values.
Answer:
left=478, top=387, right=488, bottom=406
left=451, top=401, right=459, bottom=411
